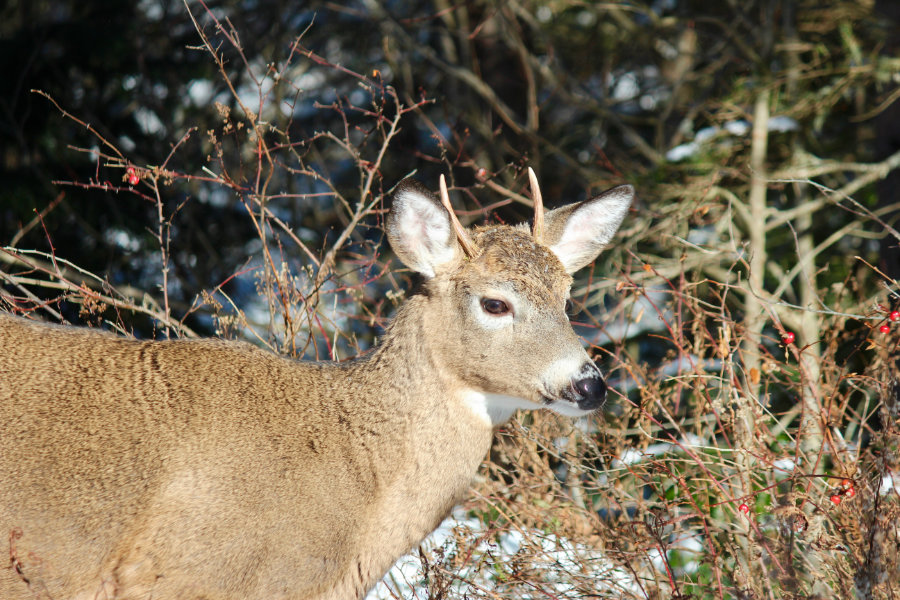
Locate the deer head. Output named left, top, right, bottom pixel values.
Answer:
left=387, top=172, right=633, bottom=424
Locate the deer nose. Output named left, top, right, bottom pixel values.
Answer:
left=572, top=374, right=607, bottom=410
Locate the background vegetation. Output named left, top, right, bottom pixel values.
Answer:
left=2, top=0, right=899, bottom=597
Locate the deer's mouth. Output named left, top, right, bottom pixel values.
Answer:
left=540, top=380, right=606, bottom=415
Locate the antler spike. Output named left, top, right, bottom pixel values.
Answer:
left=439, top=175, right=477, bottom=258
left=528, top=167, right=544, bottom=244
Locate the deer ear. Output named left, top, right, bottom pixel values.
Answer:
left=387, top=179, right=462, bottom=278
left=542, top=184, right=633, bottom=274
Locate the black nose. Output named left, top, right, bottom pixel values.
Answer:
left=572, top=375, right=607, bottom=410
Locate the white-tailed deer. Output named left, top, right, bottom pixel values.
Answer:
left=0, top=171, right=632, bottom=600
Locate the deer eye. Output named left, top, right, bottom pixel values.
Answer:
left=564, top=299, right=574, bottom=315
left=480, top=298, right=511, bottom=316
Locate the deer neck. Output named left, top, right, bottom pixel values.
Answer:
left=357, top=293, right=468, bottom=416
left=332, top=293, right=494, bottom=583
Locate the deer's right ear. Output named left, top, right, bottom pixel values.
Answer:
left=388, top=180, right=462, bottom=278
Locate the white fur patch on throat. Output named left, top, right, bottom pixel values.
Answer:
left=459, top=390, right=536, bottom=427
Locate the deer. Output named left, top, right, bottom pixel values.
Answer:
left=0, top=169, right=633, bottom=600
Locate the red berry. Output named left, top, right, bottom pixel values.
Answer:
left=880, top=324, right=891, bottom=334
left=126, top=166, right=139, bottom=185
left=782, top=332, right=795, bottom=344
left=845, top=487, right=855, bottom=498
left=830, top=494, right=842, bottom=505
left=840, top=478, right=852, bottom=489
left=738, top=503, right=750, bottom=514
left=891, top=311, right=900, bottom=322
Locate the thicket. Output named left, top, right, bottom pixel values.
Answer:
left=2, top=1, right=899, bottom=597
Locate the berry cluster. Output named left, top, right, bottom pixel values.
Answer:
left=879, top=308, right=900, bottom=334
left=125, top=166, right=140, bottom=186
left=737, top=477, right=857, bottom=517
left=830, top=478, right=856, bottom=505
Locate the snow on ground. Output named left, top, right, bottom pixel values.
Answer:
left=880, top=471, right=900, bottom=496
left=368, top=509, right=644, bottom=600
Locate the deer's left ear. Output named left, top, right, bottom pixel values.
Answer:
left=541, top=185, right=633, bottom=274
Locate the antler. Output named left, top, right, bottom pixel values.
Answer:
left=528, top=167, right=544, bottom=244
left=439, top=175, right=477, bottom=258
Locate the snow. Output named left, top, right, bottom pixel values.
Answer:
left=666, top=117, right=800, bottom=162
left=368, top=509, right=643, bottom=599
left=772, top=457, right=799, bottom=473
left=665, top=142, right=699, bottom=162
left=613, top=434, right=704, bottom=468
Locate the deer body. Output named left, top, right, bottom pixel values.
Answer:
left=0, top=176, right=632, bottom=600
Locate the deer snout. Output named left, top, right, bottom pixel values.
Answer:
left=572, top=374, right=607, bottom=410
left=542, top=357, right=608, bottom=415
